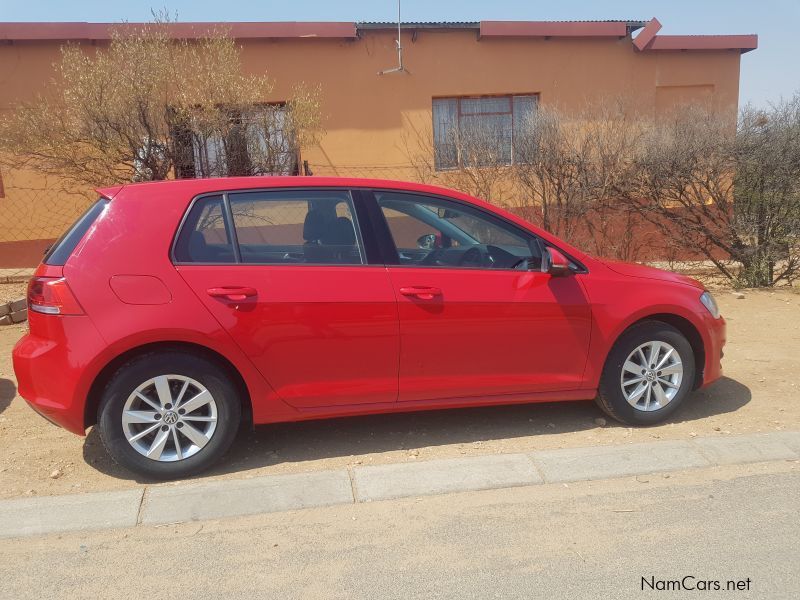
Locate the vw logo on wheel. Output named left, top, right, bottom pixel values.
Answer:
left=163, top=411, right=179, bottom=425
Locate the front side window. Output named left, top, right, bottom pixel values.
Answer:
left=376, top=192, right=541, bottom=270
left=433, top=95, right=538, bottom=170
left=228, top=190, right=363, bottom=265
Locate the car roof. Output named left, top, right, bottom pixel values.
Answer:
left=98, top=176, right=472, bottom=203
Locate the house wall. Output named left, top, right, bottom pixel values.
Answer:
left=0, top=28, right=744, bottom=266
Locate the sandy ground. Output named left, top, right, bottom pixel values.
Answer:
left=0, top=287, right=798, bottom=499
left=0, top=282, right=26, bottom=305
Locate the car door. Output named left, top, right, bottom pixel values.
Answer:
left=369, top=190, right=592, bottom=403
left=174, top=189, right=399, bottom=409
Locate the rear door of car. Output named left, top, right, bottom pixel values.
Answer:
left=364, top=189, right=592, bottom=403
left=174, top=188, right=399, bottom=409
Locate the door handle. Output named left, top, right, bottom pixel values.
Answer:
left=207, top=287, right=258, bottom=302
left=399, top=286, right=442, bottom=300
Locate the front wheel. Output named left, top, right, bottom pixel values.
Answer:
left=596, top=321, right=696, bottom=425
left=97, top=352, right=242, bottom=480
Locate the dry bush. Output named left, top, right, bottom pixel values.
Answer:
left=630, top=98, right=800, bottom=286
left=403, top=117, right=514, bottom=205
left=732, top=98, right=800, bottom=286
left=513, top=101, right=647, bottom=259
left=0, top=15, right=323, bottom=187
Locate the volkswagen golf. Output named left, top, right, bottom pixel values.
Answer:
left=13, top=177, right=725, bottom=479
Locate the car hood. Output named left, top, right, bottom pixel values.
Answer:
left=600, top=259, right=705, bottom=289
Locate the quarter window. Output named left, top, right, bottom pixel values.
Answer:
left=173, top=195, right=234, bottom=263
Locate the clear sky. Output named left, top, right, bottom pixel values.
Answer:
left=1, top=0, right=797, bottom=107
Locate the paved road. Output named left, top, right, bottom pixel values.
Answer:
left=1, top=462, right=797, bottom=599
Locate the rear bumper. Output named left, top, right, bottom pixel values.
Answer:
left=12, top=314, right=106, bottom=435
left=699, top=313, right=726, bottom=388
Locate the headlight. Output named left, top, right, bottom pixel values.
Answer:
left=699, top=291, right=720, bottom=319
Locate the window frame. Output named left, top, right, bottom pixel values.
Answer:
left=432, top=93, right=539, bottom=171
left=171, top=186, right=587, bottom=274
left=171, top=187, right=372, bottom=267
left=364, top=189, right=587, bottom=273
left=173, top=102, right=298, bottom=179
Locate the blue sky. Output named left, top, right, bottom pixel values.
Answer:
left=1, top=0, right=797, bottom=107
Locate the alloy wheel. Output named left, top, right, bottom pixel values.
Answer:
left=121, top=375, right=218, bottom=462
left=619, top=341, right=684, bottom=412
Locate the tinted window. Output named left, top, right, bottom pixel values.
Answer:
left=228, top=190, right=363, bottom=265
left=44, top=198, right=109, bottom=266
left=173, top=195, right=235, bottom=263
left=376, top=192, right=541, bottom=270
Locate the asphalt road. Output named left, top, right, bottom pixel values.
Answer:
left=1, top=463, right=797, bottom=599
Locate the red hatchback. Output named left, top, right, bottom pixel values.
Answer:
left=13, top=177, right=725, bottom=479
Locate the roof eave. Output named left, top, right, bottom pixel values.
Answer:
left=643, top=34, right=758, bottom=53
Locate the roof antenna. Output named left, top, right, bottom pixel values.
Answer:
left=378, top=0, right=407, bottom=75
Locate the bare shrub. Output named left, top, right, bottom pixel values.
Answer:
left=0, top=15, right=322, bottom=187
left=513, top=102, right=646, bottom=260
left=629, top=99, right=800, bottom=286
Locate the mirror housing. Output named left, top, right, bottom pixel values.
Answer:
left=542, top=247, right=571, bottom=276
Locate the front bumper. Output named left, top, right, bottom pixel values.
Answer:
left=699, top=313, right=726, bottom=388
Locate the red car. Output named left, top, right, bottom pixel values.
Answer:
left=13, top=177, right=725, bottom=479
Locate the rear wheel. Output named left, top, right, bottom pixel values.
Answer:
left=596, top=321, right=695, bottom=425
left=98, top=352, right=241, bottom=480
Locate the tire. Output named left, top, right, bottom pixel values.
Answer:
left=595, top=321, right=696, bottom=426
left=97, top=352, right=242, bottom=480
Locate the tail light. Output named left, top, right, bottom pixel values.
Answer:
left=27, top=277, right=84, bottom=315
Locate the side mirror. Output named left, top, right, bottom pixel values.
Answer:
left=542, top=247, right=571, bottom=276
left=417, top=234, right=437, bottom=250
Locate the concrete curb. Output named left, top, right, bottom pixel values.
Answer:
left=0, top=489, right=143, bottom=539
left=353, top=453, right=542, bottom=501
left=1, top=431, right=798, bottom=539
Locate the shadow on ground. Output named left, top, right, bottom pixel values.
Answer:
left=83, top=376, right=751, bottom=484
left=0, top=378, right=16, bottom=415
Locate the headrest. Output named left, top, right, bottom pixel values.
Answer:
left=303, top=209, right=328, bottom=242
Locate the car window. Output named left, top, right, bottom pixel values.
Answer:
left=228, top=190, right=364, bottom=265
left=375, top=192, right=541, bottom=270
left=173, top=195, right=235, bottom=263
left=44, top=198, right=109, bottom=266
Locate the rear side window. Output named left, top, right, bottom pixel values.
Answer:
left=44, top=198, right=109, bottom=266
left=229, top=190, right=363, bottom=265
left=173, top=195, right=234, bottom=263
left=174, top=190, right=364, bottom=265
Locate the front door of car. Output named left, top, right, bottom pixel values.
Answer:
left=370, top=190, right=592, bottom=403
left=175, top=189, right=399, bottom=409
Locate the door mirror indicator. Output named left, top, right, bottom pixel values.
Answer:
left=542, top=247, right=571, bottom=276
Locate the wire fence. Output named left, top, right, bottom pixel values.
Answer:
left=1, top=184, right=95, bottom=243
left=0, top=162, right=724, bottom=271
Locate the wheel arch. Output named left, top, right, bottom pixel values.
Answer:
left=618, top=313, right=705, bottom=390
left=84, top=341, right=253, bottom=429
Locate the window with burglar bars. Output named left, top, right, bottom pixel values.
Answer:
left=174, top=104, right=297, bottom=179
left=432, top=95, right=538, bottom=170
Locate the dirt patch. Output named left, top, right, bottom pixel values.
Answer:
left=0, top=288, right=798, bottom=499
left=0, top=282, right=27, bottom=305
